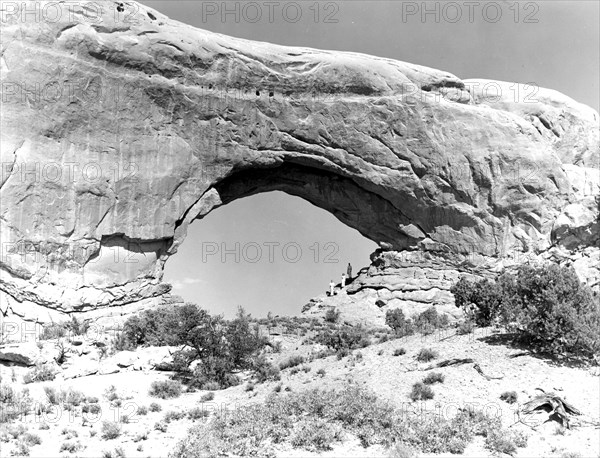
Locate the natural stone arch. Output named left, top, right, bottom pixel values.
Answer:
left=0, top=2, right=598, bottom=323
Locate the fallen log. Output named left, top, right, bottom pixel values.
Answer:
left=522, top=390, right=582, bottom=429
left=423, top=358, right=474, bottom=370
left=473, top=363, right=504, bottom=380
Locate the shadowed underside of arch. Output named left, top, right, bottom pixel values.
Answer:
left=211, top=162, right=422, bottom=249
left=0, top=2, right=598, bottom=322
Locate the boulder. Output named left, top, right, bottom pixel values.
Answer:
left=0, top=342, right=41, bottom=366
left=63, top=359, right=98, bottom=379
left=111, top=351, right=139, bottom=368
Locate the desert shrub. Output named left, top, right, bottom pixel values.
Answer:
left=279, top=355, right=305, bottom=370
left=4, top=424, right=27, bottom=439
left=104, top=385, right=119, bottom=402
left=40, top=386, right=83, bottom=408
left=414, top=307, right=448, bottom=332
left=65, top=316, right=90, bottom=336
left=200, top=392, right=215, bottom=402
left=314, top=326, right=370, bottom=352
left=252, top=356, right=281, bottom=382
left=60, top=440, right=83, bottom=453
left=38, top=423, right=50, bottom=431
left=43, top=386, right=59, bottom=405
left=136, top=405, right=148, bottom=415
left=187, top=407, right=210, bottom=420
left=387, top=443, right=417, bottom=458
left=423, top=372, right=444, bottom=385
left=170, top=384, right=520, bottom=457
left=416, top=348, right=438, bottom=362
left=64, top=389, right=85, bottom=407
left=324, top=308, right=340, bottom=323
left=484, top=428, right=517, bottom=454
left=101, top=421, right=121, bottom=440
left=61, top=428, right=78, bottom=439
left=245, top=383, right=255, bottom=392
left=154, top=420, right=168, bottom=432
left=336, top=348, right=350, bottom=360
left=170, top=386, right=396, bottom=456
left=40, top=322, right=67, bottom=340
left=385, top=309, right=415, bottom=337
left=378, top=333, right=391, bottom=343
left=393, top=348, right=406, bottom=356
left=164, top=410, right=186, bottom=422
left=111, top=331, right=136, bottom=352
left=560, top=452, right=582, bottom=458
left=451, top=276, right=502, bottom=326
left=451, top=407, right=501, bottom=437
left=149, top=402, right=162, bottom=412
left=82, top=403, right=101, bottom=414
left=289, top=419, right=343, bottom=451
left=101, top=447, right=126, bottom=458
left=410, top=382, right=434, bottom=401
left=273, top=383, right=282, bottom=393
left=133, top=431, right=148, bottom=442
left=497, top=264, right=600, bottom=357
left=149, top=380, right=183, bottom=399
left=21, top=432, right=41, bottom=446
left=168, top=306, right=268, bottom=389
left=23, top=364, right=56, bottom=384
left=225, top=308, right=269, bottom=369
left=512, top=430, right=528, bottom=447
left=500, top=391, right=518, bottom=404
left=0, top=384, right=32, bottom=422
left=452, top=264, right=600, bottom=357
left=456, top=320, right=475, bottom=335
left=41, top=317, right=89, bottom=341
left=316, top=368, right=326, bottom=377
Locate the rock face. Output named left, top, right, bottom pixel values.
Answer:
left=0, top=2, right=598, bottom=324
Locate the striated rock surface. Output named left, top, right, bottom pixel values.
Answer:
left=0, top=2, right=598, bottom=325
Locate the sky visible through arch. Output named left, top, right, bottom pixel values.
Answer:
left=166, top=192, right=378, bottom=318
left=143, top=0, right=600, bottom=318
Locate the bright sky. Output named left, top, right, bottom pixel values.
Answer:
left=138, top=0, right=599, bottom=318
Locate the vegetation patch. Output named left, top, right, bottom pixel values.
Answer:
left=422, top=372, right=445, bottom=385
left=23, top=364, right=56, bottom=384
left=410, top=382, right=434, bottom=401
left=149, top=380, right=183, bottom=399
left=451, top=264, right=600, bottom=358
left=500, top=391, right=518, bottom=404
left=416, top=348, right=438, bottom=362
left=171, top=386, right=524, bottom=457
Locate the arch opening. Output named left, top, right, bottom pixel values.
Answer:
left=164, top=190, right=377, bottom=318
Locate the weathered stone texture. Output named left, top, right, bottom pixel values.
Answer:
left=0, top=2, right=597, bottom=321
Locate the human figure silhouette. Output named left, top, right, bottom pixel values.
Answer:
left=341, top=273, right=346, bottom=288
left=329, top=280, right=335, bottom=296
left=347, top=263, right=352, bottom=279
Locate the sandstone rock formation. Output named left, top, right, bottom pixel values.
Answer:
left=0, top=1, right=598, bottom=326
